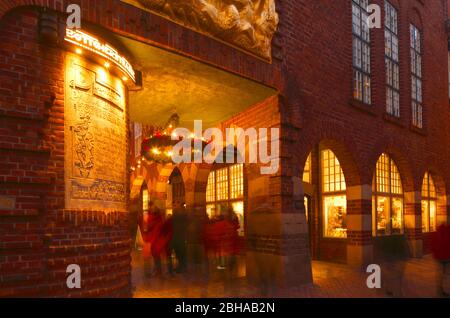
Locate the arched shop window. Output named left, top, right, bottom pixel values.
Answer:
left=421, top=172, right=437, bottom=233
left=321, top=149, right=347, bottom=238
left=303, top=153, right=312, bottom=183
left=372, top=153, right=404, bottom=236
left=206, top=163, right=244, bottom=236
left=303, top=152, right=312, bottom=222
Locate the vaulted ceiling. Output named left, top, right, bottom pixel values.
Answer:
left=116, top=35, right=276, bottom=129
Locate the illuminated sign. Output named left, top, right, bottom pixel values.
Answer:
left=65, top=28, right=136, bottom=82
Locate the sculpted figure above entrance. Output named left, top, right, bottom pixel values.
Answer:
left=124, top=0, right=279, bottom=60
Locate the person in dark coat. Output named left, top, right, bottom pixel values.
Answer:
left=171, top=201, right=188, bottom=273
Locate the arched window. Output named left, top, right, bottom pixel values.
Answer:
left=321, top=149, right=347, bottom=238
left=303, top=153, right=312, bottom=183
left=421, top=172, right=437, bottom=233
left=372, top=153, right=404, bottom=236
left=206, top=163, right=244, bottom=236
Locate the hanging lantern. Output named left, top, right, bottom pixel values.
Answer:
left=141, top=113, right=209, bottom=164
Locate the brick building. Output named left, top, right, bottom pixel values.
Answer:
left=0, top=0, right=449, bottom=297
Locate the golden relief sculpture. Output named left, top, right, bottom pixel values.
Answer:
left=128, top=0, right=279, bottom=60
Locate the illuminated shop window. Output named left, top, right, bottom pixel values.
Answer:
left=352, top=0, right=371, bottom=104
left=372, top=154, right=404, bottom=236
left=321, top=149, right=347, bottom=238
left=385, top=1, right=400, bottom=117
left=206, top=164, right=245, bottom=236
left=411, top=24, right=423, bottom=128
left=421, top=172, right=437, bottom=233
left=303, top=153, right=312, bottom=183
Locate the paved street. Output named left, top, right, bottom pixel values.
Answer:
left=132, top=251, right=445, bottom=298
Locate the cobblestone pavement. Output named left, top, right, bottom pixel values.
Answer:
left=132, top=251, right=444, bottom=298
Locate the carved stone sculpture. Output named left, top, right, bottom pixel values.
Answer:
left=134, top=0, right=279, bottom=60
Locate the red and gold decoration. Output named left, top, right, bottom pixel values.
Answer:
left=141, top=113, right=208, bottom=164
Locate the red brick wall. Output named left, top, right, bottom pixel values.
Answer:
left=1, top=0, right=449, bottom=296
left=0, top=7, right=131, bottom=297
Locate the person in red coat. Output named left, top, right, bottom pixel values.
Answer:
left=431, top=224, right=450, bottom=296
left=148, top=207, right=165, bottom=276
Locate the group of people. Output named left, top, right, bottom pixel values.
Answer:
left=136, top=201, right=242, bottom=279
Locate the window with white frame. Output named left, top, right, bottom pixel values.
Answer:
left=385, top=1, right=400, bottom=117
left=421, top=172, right=437, bottom=233
left=352, top=0, right=371, bottom=104
left=372, top=153, right=404, bottom=236
left=410, top=24, right=423, bottom=128
left=321, top=149, right=347, bottom=239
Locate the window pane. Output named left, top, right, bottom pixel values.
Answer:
left=216, top=168, right=229, bottom=201
left=230, top=164, right=244, bottom=199
left=430, top=200, right=437, bottom=232
left=323, top=195, right=347, bottom=238
left=322, top=149, right=346, bottom=193
left=142, top=189, right=149, bottom=211
left=376, top=196, right=389, bottom=235
left=303, top=153, right=312, bottom=183
left=391, top=197, right=403, bottom=234
left=421, top=200, right=430, bottom=233
left=429, top=175, right=437, bottom=198
left=422, top=172, right=429, bottom=197
left=390, top=160, right=402, bottom=195
left=206, top=171, right=215, bottom=203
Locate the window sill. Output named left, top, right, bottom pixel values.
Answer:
left=383, top=113, right=404, bottom=128
left=349, top=99, right=377, bottom=117
left=409, top=124, right=427, bottom=136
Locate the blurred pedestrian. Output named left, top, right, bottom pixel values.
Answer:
left=148, top=206, right=164, bottom=277
left=172, top=201, right=188, bottom=273
left=153, top=212, right=174, bottom=277
left=379, top=234, right=409, bottom=297
left=431, top=224, right=450, bottom=297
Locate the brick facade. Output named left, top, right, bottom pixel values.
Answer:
left=0, top=0, right=449, bottom=297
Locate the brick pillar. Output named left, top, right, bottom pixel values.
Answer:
left=246, top=172, right=313, bottom=288
left=245, top=118, right=313, bottom=289
left=404, top=191, right=423, bottom=258
left=346, top=185, right=373, bottom=268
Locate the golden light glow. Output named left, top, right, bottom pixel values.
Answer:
left=65, top=28, right=136, bottom=82
left=152, top=148, right=161, bottom=155
left=372, top=153, right=404, bottom=236
left=303, top=153, right=312, bottom=183
left=422, top=172, right=437, bottom=233
left=75, top=48, right=83, bottom=55
left=206, top=164, right=244, bottom=235
left=321, top=149, right=347, bottom=238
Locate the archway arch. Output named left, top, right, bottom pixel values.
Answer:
left=296, top=139, right=363, bottom=264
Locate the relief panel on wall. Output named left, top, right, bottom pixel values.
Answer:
left=64, top=53, right=127, bottom=211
